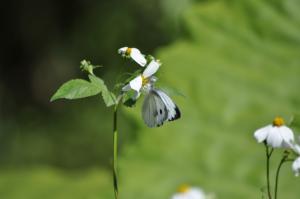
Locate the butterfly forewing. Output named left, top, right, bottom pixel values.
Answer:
left=154, top=90, right=181, bottom=121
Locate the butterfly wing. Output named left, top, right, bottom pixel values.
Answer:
left=142, top=90, right=168, bottom=128
left=154, top=90, right=181, bottom=121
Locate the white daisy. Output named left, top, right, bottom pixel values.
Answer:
left=171, top=185, right=206, bottom=199
left=118, top=47, right=147, bottom=67
left=122, top=60, right=160, bottom=100
left=254, top=117, right=294, bottom=148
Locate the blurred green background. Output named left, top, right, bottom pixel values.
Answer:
left=1, top=0, right=300, bottom=198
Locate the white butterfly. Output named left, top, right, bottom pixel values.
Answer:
left=142, top=87, right=181, bottom=128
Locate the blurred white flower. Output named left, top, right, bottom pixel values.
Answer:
left=171, top=185, right=206, bottom=199
left=122, top=60, right=160, bottom=99
left=290, top=144, right=300, bottom=176
left=292, top=157, right=300, bottom=177
left=118, top=47, right=147, bottom=66
left=254, top=117, right=294, bottom=148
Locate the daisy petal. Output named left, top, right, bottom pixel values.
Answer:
left=129, top=75, right=143, bottom=92
left=267, top=127, right=283, bottom=148
left=132, top=91, right=141, bottom=100
left=254, top=125, right=271, bottom=143
left=188, top=188, right=206, bottom=199
left=121, top=84, right=131, bottom=92
left=131, top=48, right=147, bottom=66
left=279, top=126, right=295, bottom=148
left=142, top=60, right=160, bottom=77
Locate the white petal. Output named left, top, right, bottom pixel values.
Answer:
left=121, top=83, right=131, bottom=92
left=266, top=127, right=283, bottom=148
left=188, top=188, right=206, bottom=199
left=279, top=126, right=295, bottom=148
left=292, top=157, right=300, bottom=177
left=171, top=194, right=183, bottom=199
left=254, top=125, right=271, bottom=143
left=132, top=91, right=141, bottom=100
left=142, top=60, right=160, bottom=77
left=129, top=75, right=143, bottom=92
left=118, top=47, right=127, bottom=55
left=131, top=48, right=147, bottom=66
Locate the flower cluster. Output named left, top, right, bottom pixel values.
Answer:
left=254, top=117, right=300, bottom=176
left=119, top=47, right=161, bottom=99
left=118, top=47, right=181, bottom=128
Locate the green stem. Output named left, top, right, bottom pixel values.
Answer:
left=274, top=153, right=290, bottom=199
left=265, top=144, right=273, bottom=199
left=274, top=156, right=286, bottom=199
left=113, top=102, right=120, bottom=199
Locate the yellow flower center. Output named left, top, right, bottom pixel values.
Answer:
left=141, top=75, right=149, bottom=86
left=125, top=48, right=132, bottom=56
left=273, top=117, right=284, bottom=127
left=177, top=184, right=190, bottom=193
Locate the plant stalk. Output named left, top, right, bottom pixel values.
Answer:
left=274, top=152, right=291, bottom=199
left=265, top=144, right=273, bottom=199
left=113, top=103, right=119, bottom=199
left=112, top=96, right=122, bottom=199
left=274, top=158, right=284, bottom=199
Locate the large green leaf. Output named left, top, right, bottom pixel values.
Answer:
left=50, top=79, right=101, bottom=102
left=89, top=75, right=116, bottom=107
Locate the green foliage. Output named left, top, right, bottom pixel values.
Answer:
left=122, top=90, right=138, bottom=107
left=89, top=75, right=116, bottom=107
left=50, top=79, right=102, bottom=102
left=51, top=61, right=116, bottom=107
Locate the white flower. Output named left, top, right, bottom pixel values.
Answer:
left=290, top=144, right=300, bottom=176
left=292, top=157, right=300, bottom=177
left=122, top=60, right=160, bottom=99
left=254, top=117, right=294, bottom=148
left=171, top=185, right=207, bottom=199
left=118, top=47, right=147, bottom=67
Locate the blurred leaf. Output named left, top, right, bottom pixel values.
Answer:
left=50, top=79, right=101, bottom=102
left=122, top=90, right=137, bottom=107
left=89, top=75, right=116, bottom=107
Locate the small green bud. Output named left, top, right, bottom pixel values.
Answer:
left=80, top=60, right=102, bottom=75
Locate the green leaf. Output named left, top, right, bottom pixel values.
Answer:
left=50, top=79, right=101, bottom=102
left=89, top=75, right=116, bottom=107
left=122, top=90, right=137, bottom=107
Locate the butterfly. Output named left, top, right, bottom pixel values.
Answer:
left=142, top=88, right=181, bottom=128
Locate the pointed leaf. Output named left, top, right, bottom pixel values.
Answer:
left=50, top=79, right=101, bottom=102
